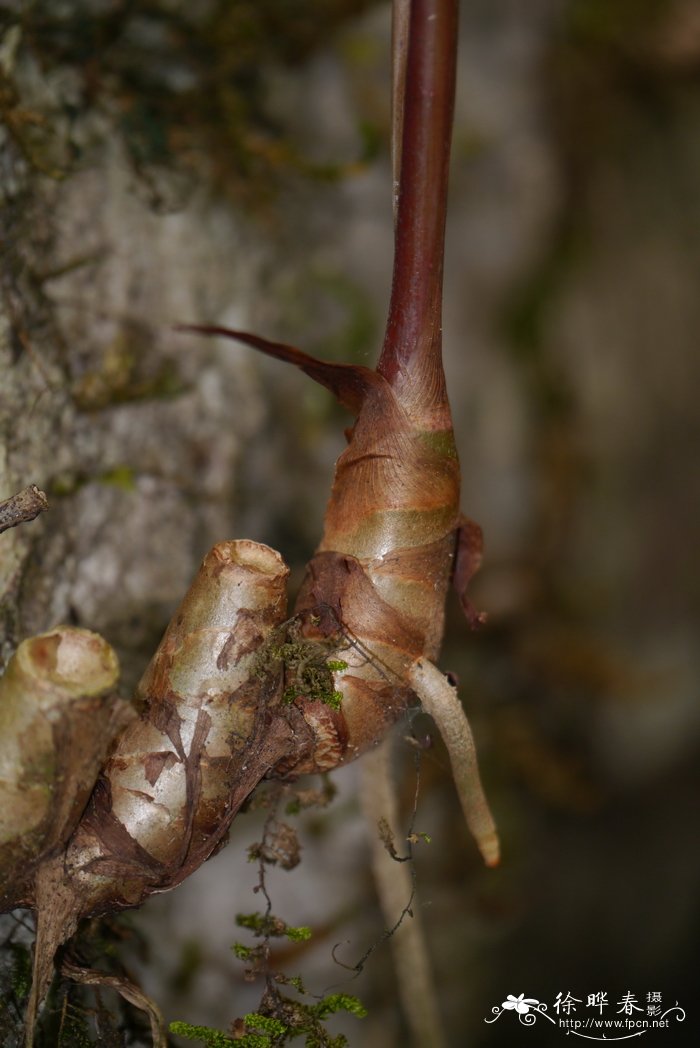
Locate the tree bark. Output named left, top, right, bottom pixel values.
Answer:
left=0, top=6, right=299, bottom=686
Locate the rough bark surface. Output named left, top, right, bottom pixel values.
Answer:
left=0, top=8, right=282, bottom=689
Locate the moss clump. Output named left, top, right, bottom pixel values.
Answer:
left=169, top=1022, right=236, bottom=1047
left=235, top=912, right=311, bottom=942
left=255, top=622, right=347, bottom=710
left=170, top=990, right=366, bottom=1046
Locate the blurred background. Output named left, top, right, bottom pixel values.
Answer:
left=1, top=1, right=699, bottom=1045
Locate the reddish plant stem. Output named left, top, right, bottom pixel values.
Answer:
left=391, top=0, right=410, bottom=222
left=378, top=0, right=458, bottom=406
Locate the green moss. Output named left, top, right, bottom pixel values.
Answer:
left=313, top=993, right=367, bottom=1021
left=244, top=1013, right=289, bottom=1037
left=257, top=624, right=346, bottom=711
left=232, top=942, right=253, bottom=960
left=283, top=924, right=312, bottom=943
left=235, top=912, right=311, bottom=942
left=169, top=1022, right=236, bottom=1047
left=221, top=909, right=366, bottom=1048
left=281, top=974, right=306, bottom=993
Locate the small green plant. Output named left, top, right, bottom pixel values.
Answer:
left=171, top=785, right=366, bottom=1047
left=170, top=993, right=367, bottom=1047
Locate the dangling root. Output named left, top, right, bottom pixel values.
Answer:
left=359, top=741, right=446, bottom=1048
left=408, top=659, right=500, bottom=868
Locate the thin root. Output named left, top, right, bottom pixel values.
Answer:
left=408, top=658, right=500, bottom=867
left=61, top=960, right=168, bottom=1048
